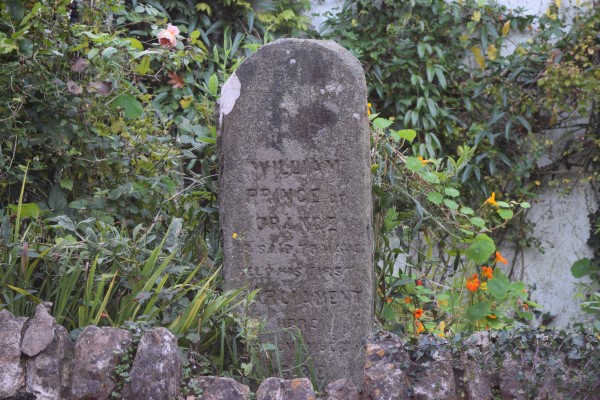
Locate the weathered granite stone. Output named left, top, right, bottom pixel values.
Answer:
left=362, top=332, right=410, bottom=400
left=325, top=378, right=359, bottom=400
left=460, top=353, right=492, bottom=400
left=188, top=376, right=250, bottom=400
left=219, top=38, right=373, bottom=384
left=0, top=310, right=26, bottom=398
left=21, top=303, right=55, bottom=357
left=465, top=331, right=490, bottom=348
left=25, top=325, right=73, bottom=400
left=412, top=360, right=456, bottom=400
left=70, top=326, right=132, bottom=400
left=500, top=353, right=528, bottom=400
left=256, top=377, right=316, bottom=400
left=121, top=327, right=182, bottom=400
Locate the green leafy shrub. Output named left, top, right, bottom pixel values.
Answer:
left=370, top=116, right=534, bottom=337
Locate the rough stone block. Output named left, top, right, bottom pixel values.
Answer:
left=0, top=309, right=27, bottom=398
left=412, top=360, right=456, bottom=400
left=362, top=332, right=410, bottom=400
left=21, top=303, right=55, bottom=357
left=256, top=377, right=316, bottom=400
left=500, top=353, right=528, bottom=400
left=220, top=37, right=372, bottom=385
left=325, top=378, right=359, bottom=400
left=460, top=353, right=492, bottom=400
left=188, top=376, right=250, bottom=400
left=25, top=325, right=73, bottom=400
left=121, top=327, right=182, bottom=400
left=70, top=326, right=132, bottom=400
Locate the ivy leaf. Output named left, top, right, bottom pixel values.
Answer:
left=391, top=129, right=417, bottom=143
left=571, top=258, right=591, bottom=278
left=466, top=234, right=495, bottom=264
left=471, top=46, right=486, bottom=70
left=466, top=301, right=491, bottom=322
left=112, top=94, right=143, bottom=119
left=60, top=177, right=73, bottom=191
left=373, top=118, right=393, bottom=130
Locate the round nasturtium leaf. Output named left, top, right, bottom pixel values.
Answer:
left=465, top=234, right=495, bottom=264
left=466, top=301, right=492, bottom=322
left=571, top=258, right=592, bottom=278
left=444, top=187, right=460, bottom=197
left=406, top=157, right=424, bottom=172
left=470, top=217, right=486, bottom=228
left=487, top=272, right=510, bottom=300
left=443, top=198, right=459, bottom=210
left=427, top=191, right=443, bottom=205
left=497, top=209, right=513, bottom=220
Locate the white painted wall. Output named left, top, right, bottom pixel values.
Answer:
left=309, top=0, right=597, bottom=326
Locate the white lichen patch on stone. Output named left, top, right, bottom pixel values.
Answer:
left=218, top=72, right=241, bottom=117
left=279, top=93, right=299, bottom=117
left=325, top=83, right=343, bottom=95
left=352, top=113, right=360, bottom=120
left=290, top=58, right=296, bottom=64
left=323, top=101, right=339, bottom=114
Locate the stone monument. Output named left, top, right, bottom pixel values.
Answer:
left=219, top=38, right=372, bottom=384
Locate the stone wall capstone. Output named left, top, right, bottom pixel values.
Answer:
left=219, top=38, right=373, bottom=385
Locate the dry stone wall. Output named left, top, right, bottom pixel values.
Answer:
left=1, top=307, right=597, bottom=400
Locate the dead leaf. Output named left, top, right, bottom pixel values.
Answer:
left=167, top=71, right=184, bottom=89
left=87, top=81, right=112, bottom=96
left=66, top=80, right=83, bottom=95
left=71, top=57, right=89, bottom=73
left=471, top=46, right=486, bottom=70
left=502, top=20, right=511, bottom=36
left=487, top=44, right=498, bottom=61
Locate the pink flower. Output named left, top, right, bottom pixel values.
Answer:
left=157, top=24, right=180, bottom=49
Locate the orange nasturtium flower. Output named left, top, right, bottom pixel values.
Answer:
left=386, top=297, right=393, bottom=304
left=417, top=156, right=431, bottom=166
left=414, top=308, right=424, bottom=319
left=484, top=192, right=498, bottom=207
left=494, top=251, right=508, bottom=265
left=466, top=273, right=480, bottom=292
left=481, top=266, right=493, bottom=279
left=415, top=320, right=425, bottom=334
left=404, top=296, right=412, bottom=304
